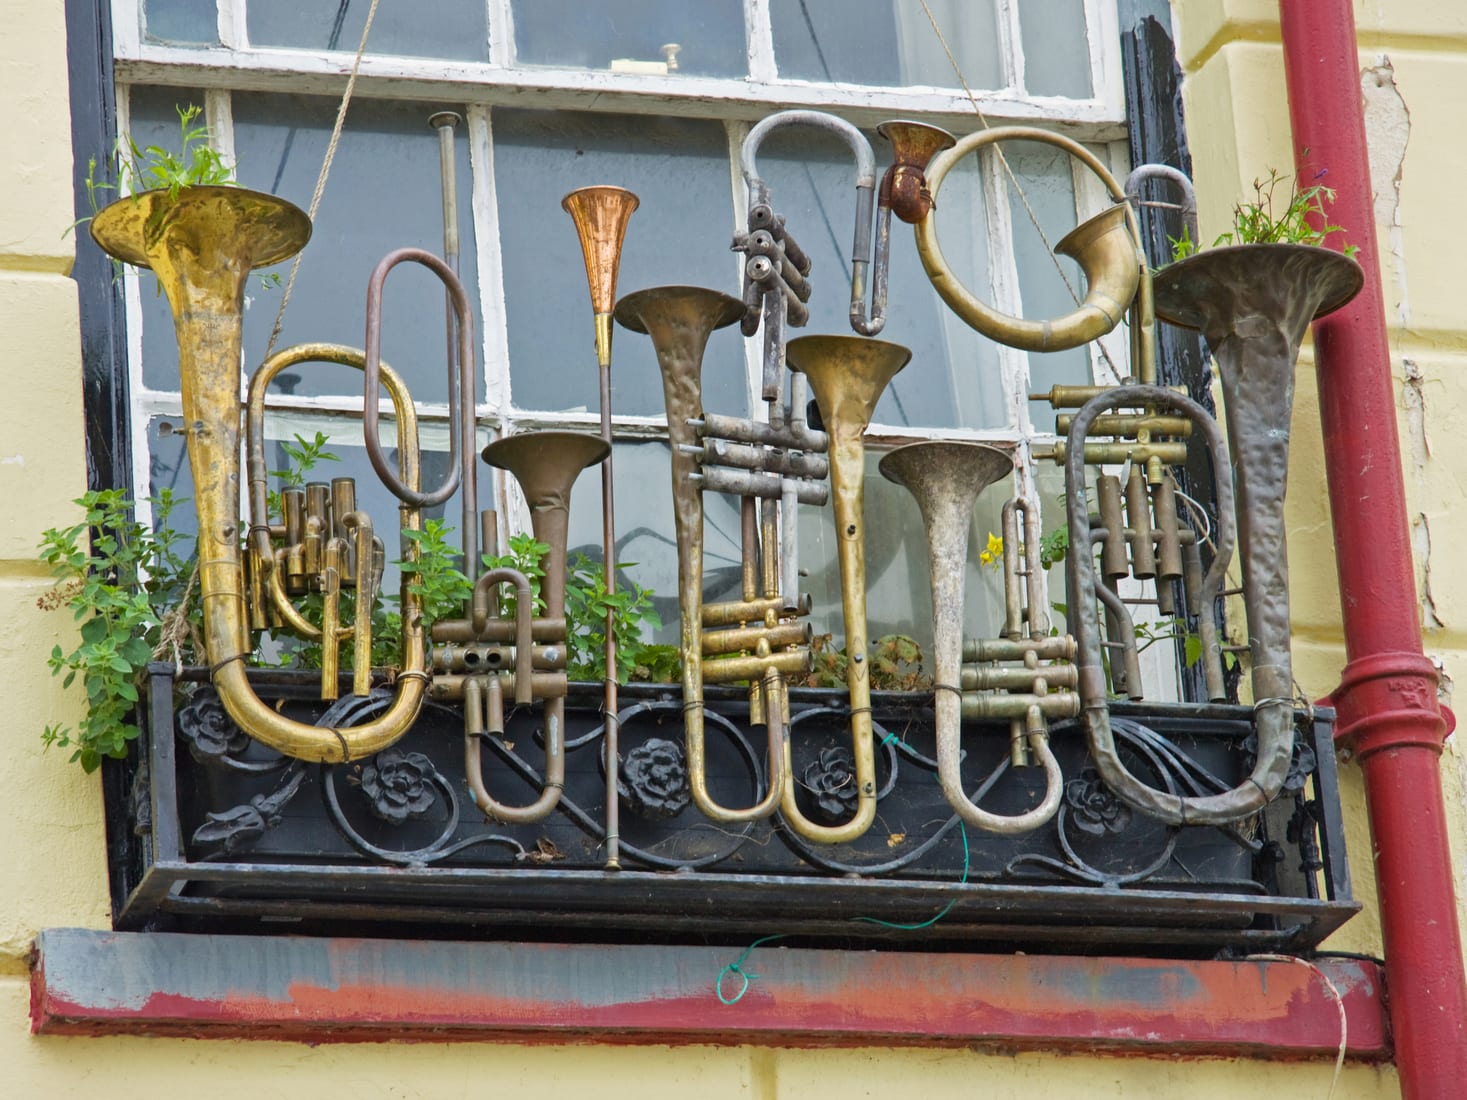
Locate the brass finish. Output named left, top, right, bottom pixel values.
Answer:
left=449, top=430, right=610, bottom=825
left=880, top=441, right=1067, bottom=833
left=91, top=188, right=428, bottom=763
left=785, top=334, right=911, bottom=843
left=915, top=127, right=1143, bottom=352
left=615, top=285, right=796, bottom=823
left=563, top=185, right=640, bottom=869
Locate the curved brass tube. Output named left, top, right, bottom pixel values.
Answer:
left=90, top=187, right=425, bottom=763
left=880, top=441, right=1066, bottom=834
left=1065, top=385, right=1296, bottom=825
left=616, top=285, right=791, bottom=823
left=914, top=126, right=1143, bottom=353
left=785, top=334, right=910, bottom=843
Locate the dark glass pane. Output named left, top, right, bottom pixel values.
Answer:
left=754, top=123, right=1005, bottom=429
left=511, top=0, right=746, bottom=78
left=142, top=0, right=217, bottom=45
left=247, top=0, right=488, bottom=62
left=492, top=109, right=740, bottom=418
left=771, top=0, right=1001, bottom=91
left=230, top=93, right=479, bottom=404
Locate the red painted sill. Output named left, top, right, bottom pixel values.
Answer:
left=30, top=929, right=1388, bottom=1057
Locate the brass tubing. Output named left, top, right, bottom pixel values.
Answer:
left=702, top=649, right=811, bottom=684
left=343, top=512, right=375, bottom=697
left=468, top=566, right=536, bottom=705
left=785, top=335, right=910, bottom=843
left=1054, top=413, right=1194, bottom=436
left=463, top=675, right=568, bottom=825
left=703, top=594, right=813, bottom=627
left=960, top=693, right=1081, bottom=722
left=881, top=440, right=1065, bottom=834
left=615, top=285, right=788, bottom=824
left=740, top=495, right=765, bottom=726
left=697, top=411, right=827, bottom=453
left=89, top=189, right=429, bottom=763
left=432, top=643, right=565, bottom=674
left=320, top=541, right=343, bottom=701
left=702, top=621, right=812, bottom=657
left=1125, top=466, right=1157, bottom=579
left=1096, top=476, right=1128, bottom=581
left=961, top=664, right=1079, bottom=691
left=1050, top=440, right=1190, bottom=465
left=430, top=671, right=568, bottom=702
left=432, top=617, right=568, bottom=645
left=963, top=636, right=1076, bottom=663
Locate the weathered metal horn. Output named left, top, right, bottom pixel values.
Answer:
left=880, top=442, right=1069, bottom=833
left=915, top=126, right=1143, bottom=353
left=784, top=334, right=911, bottom=843
left=90, top=187, right=430, bottom=763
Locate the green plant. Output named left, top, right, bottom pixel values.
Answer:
left=977, top=526, right=1068, bottom=572
left=563, top=553, right=663, bottom=684
left=37, top=489, right=198, bottom=771
left=1170, top=168, right=1358, bottom=260
left=481, top=532, right=550, bottom=619
left=799, top=633, right=930, bottom=691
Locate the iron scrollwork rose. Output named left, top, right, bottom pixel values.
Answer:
left=618, top=737, right=691, bottom=820
left=803, top=744, right=859, bottom=824
left=360, top=749, right=439, bottom=824
left=1065, top=768, right=1133, bottom=836
left=177, top=688, right=251, bottom=762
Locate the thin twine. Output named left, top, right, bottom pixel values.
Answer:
left=261, top=0, right=383, bottom=364
left=915, top=0, right=1125, bottom=383
left=1248, top=953, right=1347, bottom=1099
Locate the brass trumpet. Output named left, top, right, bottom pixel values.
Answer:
left=784, top=334, right=911, bottom=843
left=90, top=188, right=439, bottom=763
left=615, top=285, right=801, bottom=822
left=431, top=431, right=609, bottom=824
left=880, top=442, right=1069, bottom=833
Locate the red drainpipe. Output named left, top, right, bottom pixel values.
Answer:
left=1277, top=1, right=1467, bottom=1093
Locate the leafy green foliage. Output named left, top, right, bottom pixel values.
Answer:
left=482, top=532, right=550, bottom=619
left=799, top=633, right=930, bottom=691
left=563, top=553, right=663, bottom=684
left=1171, top=168, right=1358, bottom=261
left=37, top=490, right=198, bottom=772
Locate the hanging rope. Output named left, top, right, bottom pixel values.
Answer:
left=262, top=0, right=383, bottom=363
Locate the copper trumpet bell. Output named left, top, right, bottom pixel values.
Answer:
left=561, top=185, right=641, bottom=318
left=876, top=119, right=956, bottom=224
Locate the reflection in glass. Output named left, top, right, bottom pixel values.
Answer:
left=511, top=0, right=746, bottom=78
left=799, top=449, right=1011, bottom=652
left=492, top=110, right=740, bottom=418
left=997, top=140, right=1095, bottom=433
left=755, top=125, right=1004, bottom=430
left=142, top=0, right=216, bottom=45
left=247, top=0, right=488, bottom=62
left=230, top=93, right=479, bottom=404
left=770, top=0, right=1001, bottom=91
left=1020, top=0, right=1093, bottom=98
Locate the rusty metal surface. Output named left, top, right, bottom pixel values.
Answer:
left=32, top=928, right=1388, bottom=1058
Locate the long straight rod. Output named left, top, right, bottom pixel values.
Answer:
left=595, top=314, right=621, bottom=870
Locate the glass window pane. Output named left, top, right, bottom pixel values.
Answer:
left=142, top=0, right=217, bottom=46
left=510, top=1, right=746, bottom=78
left=230, top=93, right=479, bottom=404
left=247, top=0, right=488, bottom=62
left=492, top=109, right=740, bottom=418
left=1020, top=0, right=1093, bottom=98
left=798, top=448, right=1012, bottom=650
left=771, top=0, right=1001, bottom=91
left=996, top=140, right=1094, bottom=433
left=755, top=124, right=1005, bottom=430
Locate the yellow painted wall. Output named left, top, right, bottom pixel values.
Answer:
left=0, top=0, right=1456, bottom=1095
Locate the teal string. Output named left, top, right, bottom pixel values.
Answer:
left=713, top=823, right=972, bottom=1002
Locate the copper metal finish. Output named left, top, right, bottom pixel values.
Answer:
left=563, top=185, right=640, bottom=868
left=877, top=120, right=957, bottom=225
left=916, top=127, right=1144, bottom=353
left=615, top=285, right=798, bottom=823
left=448, top=430, right=610, bottom=824
left=90, top=188, right=427, bottom=762
left=879, top=442, right=1067, bottom=833
left=785, top=334, right=911, bottom=843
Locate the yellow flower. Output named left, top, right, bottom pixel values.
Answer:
left=979, top=532, right=1004, bottom=567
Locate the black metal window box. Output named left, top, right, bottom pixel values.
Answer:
left=105, top=665, right=1356, bottom=957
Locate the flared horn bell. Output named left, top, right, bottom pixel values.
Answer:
left=786, top=334, right=911, bottom=437
left=876, top=120, right=956, bottom=224
left=561, top=186, right=641, bottom=318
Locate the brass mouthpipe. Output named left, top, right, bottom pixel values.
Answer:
left=1053, top=414, right=1194, bottom=437
left=961, top=692, right=1080, bottom=723
left=702, top=593, right=813, bottom=627
left=432, top=617, right=568, bottom=645
left=702, top=621, right=812, bottom=657
left=1032, top=383, right=1187, bottom=408
left=702, top=649, right=811, bottom=685
left=962, top=664, right=1079, bottom=691
left=1050, top=440, right=1189, bottom=466
left=432, top=642, right=566, bottom=675
left=963, top=636, right=1077, bottom=663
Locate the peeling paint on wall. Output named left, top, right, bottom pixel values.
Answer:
left=1361, top=56, right=1410, bottom=329
left=1401, top=358, right=1443, bottom=631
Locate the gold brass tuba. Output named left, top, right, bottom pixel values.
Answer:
left=784, top=334, right=911, bottom=843
left=615, top=286, right=800, bottom=822
left=879, top=442, right=1070, bottom=833
left=91, top=187, right=433, bottom=763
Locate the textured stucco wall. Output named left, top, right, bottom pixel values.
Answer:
left=1173, top=0, right=1467, bottom=984
left=1, top=0, right=1452, bottom=1095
